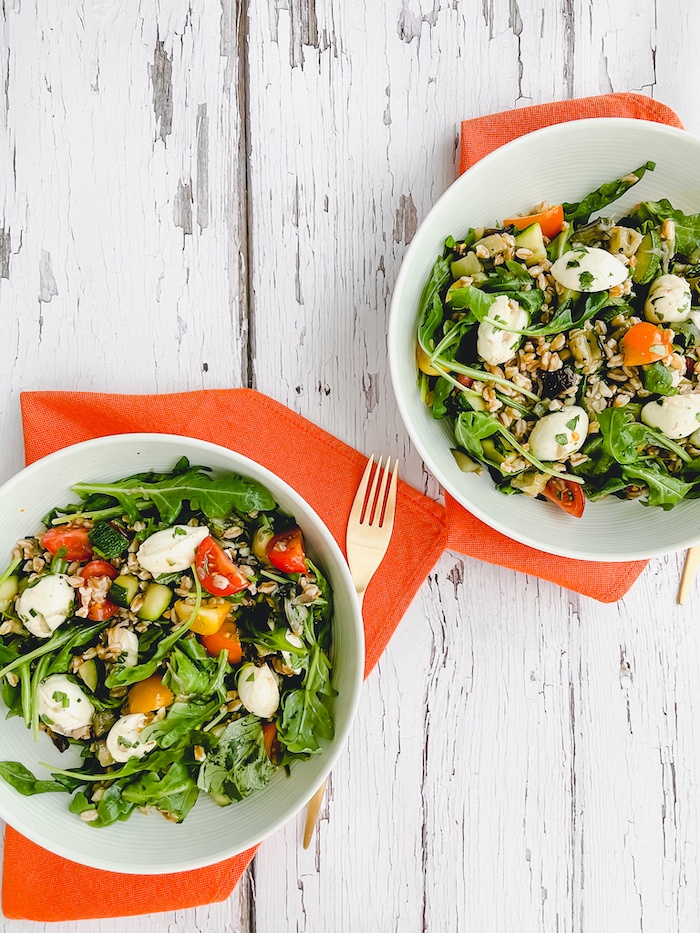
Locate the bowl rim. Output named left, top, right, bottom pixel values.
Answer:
left=0, top=432, right=365, bottom=873
left=389, top=117, right=700, bottom=561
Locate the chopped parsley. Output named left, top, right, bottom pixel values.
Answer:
left=52, top=691, right=70, bottom=708
left=578, top=271, right=595, bottom=289
left=565, top=415, right=580, bottom=431
left=555, top=433, right=568, bottom=445
left=173, top=527, right=187, bottom=536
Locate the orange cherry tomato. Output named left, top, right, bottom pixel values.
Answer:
left=200, top=619, right=243, bottom=664
left=503, top=204, right=564, bottom=239
left=542, top=478, right=585, bottom=518
left=195, top=536, right=249, bottom=596
left=266, top=527, right=307, bottom=574
left=81, top=560, right=118, bottom=581
left=262, top=722, right=280, bottom=762
left=43, top=526, right=93, bottom=561
left=127, top=675, right=174, bottom=714
left=620, top=322, right=674, bottom=366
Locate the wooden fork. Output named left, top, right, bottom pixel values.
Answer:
left=302, top=454, right=399, bottom=849
left=679, top=546, right=700, bottom=604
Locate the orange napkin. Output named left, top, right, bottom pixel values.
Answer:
left=446, top=91, right=685, bottom=600
left=3, top=389, right=446, bottom=921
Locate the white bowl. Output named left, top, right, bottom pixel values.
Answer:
left=389, top=118, right=700, bottom=561
left=0, top=434, right=364, bottom=872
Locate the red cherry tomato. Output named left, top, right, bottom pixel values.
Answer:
left=266, top=527, right=307, bottom=574
left=195, top=536, right=249, bottom=596
left=200, top=619, right=243, bottom=663
left=542, top=478, right=585, bottom=518
left=43, top=526, right=92, bottom=561
left=80, top=560, right=118, bottom=581
left=79, top=560, right=119, bottom=620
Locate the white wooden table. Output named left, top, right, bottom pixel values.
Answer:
left=2, top=1, right=700, bottom=930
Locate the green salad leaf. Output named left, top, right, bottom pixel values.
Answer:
left=197, top=715, right=275, bottom=803
left=563, top=162, right=655, bottom=227
left=0, top=761, right=71, bottom=796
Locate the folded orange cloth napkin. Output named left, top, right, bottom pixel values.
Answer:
left=2, top=389, right=446, bottom=921
left=446, top=91, right=685, bottom=600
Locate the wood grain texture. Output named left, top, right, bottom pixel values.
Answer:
left=3, top=0, right=700, bottom=931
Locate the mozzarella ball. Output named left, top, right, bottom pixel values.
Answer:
left=37, top=674, right=94, bottom=737
left=641, top=393, right=700, bottom=440
left=527, top=406, right=589, bottom=461
left=16, top=574, right=75, bottom=638
left=107, top=627, right=139, bottom=667
left=550, top=247, right=628, bottom=292
left=281, top=630, right=306, bottom=672
left=106, top=713, right=157, bottom=763
left=476, top=295, right=528, bottom=366
left=644, top=274, right=692, bottom=324
left=136, top=525, right=210, bottom=577
left=237, top=663, right=280, bottom=719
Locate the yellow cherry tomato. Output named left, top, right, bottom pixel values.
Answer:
left=174, top=598, right=231, bottom=635
left=127, top=675, right=174, bottom=714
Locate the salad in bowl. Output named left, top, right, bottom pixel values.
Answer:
left=417, top=161, right=700, bottom=517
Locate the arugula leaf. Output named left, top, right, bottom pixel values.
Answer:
left=563, top=162, right=655, bottom=227
left=671, top=320, right=700, bottom=350
left=621, top=463, right=693, bottom=509
left=121, top=763, right=199, bottom=822
left=643, top=362, right=679, bottom=397
left=278, top=643, right=335, bottom=757
left=417, top=256, right=451, bottom=352
left=633, top=199, right=700, bottom=258
left=71, top=467, right=276, bottom=526
left=430, top=376, right=453, bottom=420
left=454, top=411, right=501, bottom=460
left=0, top=620, right=106, bottom=680
left=197, top=715, right=275, bottom=803
left=143, top=697, right=223, bottom=750
left=0, top=761, right=71, bottom=796
left=163, top=640, right=229, bottom=700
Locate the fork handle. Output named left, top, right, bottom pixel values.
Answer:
left=302, top=588, right=365, bottom=849
left=679, top=546, right=700, bottom=604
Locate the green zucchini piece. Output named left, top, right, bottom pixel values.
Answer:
left=514, top=223, right=546, bottom=265
left=0, top=575, right=19, bottom=612
left=451, top=450, right=483, bottom=474
left=632, top=228, right=662, bottom=284
left=89, top=522, right=129, bottom=559
left=137, top=583, right=173, bottom=621
left=77, top=659, right=98, bottom=692
left=451, top=251, right=482, bottom=278
left=110, top=574, right=139, bottom=609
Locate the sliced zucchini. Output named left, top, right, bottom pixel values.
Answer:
left=252, top=527, right=274, bottom=566
left=77, top=659, right=98, bottom=693
left=137, top=583, right=173, bottom=621
left=632, top=228, right=662, bottom=284
left=89, top=521, right=129, bottom=559
left=451, top=450, right=483, bottom=474
left=110, top=574, right=139, bottom=609
left=514, top=223, right=546, bottom=265
left=451, top=251, right=482, bottom=278
left=0, top=575, right=19, bottom=612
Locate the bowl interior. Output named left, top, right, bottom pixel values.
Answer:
left=0, top=434, right=363, bottom=872
left=390, top=118, right=700, bottom=560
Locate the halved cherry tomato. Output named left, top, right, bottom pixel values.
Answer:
left=195, top=536, right=249, bottom=596
left=542, top=478, right=585, bottom=518
left=262, top=722, right=280, bottom=762
left=43, top=526, right=92, bottom=561
left=200, top=619, right=243, bottom=664
left=503, top=204, right=564, bottom=239
left=266, top=527, right=307, bottom=574
left=80, top=560, right=118, bottom=581
left=80, top=560, right=119, bottom=620
left=620, top=322, right=674, bottom=367
left=127, top=675, right=174, bottom=714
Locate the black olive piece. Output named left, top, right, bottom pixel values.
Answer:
left=541, top=365, right=577, bottom=399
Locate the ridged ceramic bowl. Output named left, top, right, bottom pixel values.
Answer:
left=0, top=434, right=364, bottom=872
left=389, top=118, right=700, bottom=560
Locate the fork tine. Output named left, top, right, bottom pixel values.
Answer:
left=348, top=454, right=374, bottom=527
left=380, top=459, right=399, bottom=530
left=364, top=456, right=384, bottom=523
left=370, top=457, right=392, bottom=525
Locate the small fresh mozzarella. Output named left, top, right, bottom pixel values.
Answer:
left=136, top=525, right=210, bottom=576
left=527, top=406, right=589, bottom=461
left=641, top=393, right=700, bottom=440
left=644, top=274, right=692, bottom=324
left=476, top=295, right=528, bottom=366
left=237, top=663, right=280, bottom=719
left=550, top=247, right=628, bottom=292
left=16, top=574, right=75, bottom=638
left=281, top=631, right=306, bottom=672
left=37, top=674, right=94, bottom=737
left=106, top=713, right=157, bottom=763
left=107, top=627, right=139, bottom=667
